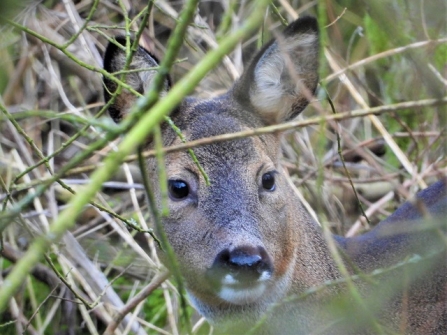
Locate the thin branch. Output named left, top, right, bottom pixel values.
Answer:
left=56, top=97, right=447, bottom=178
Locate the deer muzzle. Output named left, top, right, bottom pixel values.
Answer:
left=206, top=245, right=274, bottom=305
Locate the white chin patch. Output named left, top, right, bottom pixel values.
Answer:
left=218, top=271, right=271, bottom=305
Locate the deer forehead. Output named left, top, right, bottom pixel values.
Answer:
left=174, top=95, right=263, bottom=137
left=163, top=132, right=275, bottom=180
left=164, top=96, right=280, bottom=171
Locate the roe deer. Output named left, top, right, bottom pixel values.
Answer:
left=103, top=17, right=447, bottom=335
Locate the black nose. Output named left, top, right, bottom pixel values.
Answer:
left=210, top=245, right=274, bottom=284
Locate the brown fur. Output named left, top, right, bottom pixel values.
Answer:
left=103, top=17, right=447, bottom=334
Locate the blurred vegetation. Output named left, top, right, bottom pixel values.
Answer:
left=0, top=0, right=446, bottom=334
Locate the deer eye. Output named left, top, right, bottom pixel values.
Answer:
left=168, top=180, right=189, bottom=200
left=262, top=172, right=276, bottom=191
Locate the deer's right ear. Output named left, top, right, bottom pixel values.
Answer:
left=234, top=16, right=319, bottom=125
left=103, top=37, right=170, bottom=123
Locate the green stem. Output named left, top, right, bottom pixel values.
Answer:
left=326, top=94, right=371, bottom=225
left=62, top=0, right=100, bottom=49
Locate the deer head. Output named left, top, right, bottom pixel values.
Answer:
left=103, top=16, right=340, bottom=327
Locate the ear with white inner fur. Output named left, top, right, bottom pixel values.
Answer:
left=103, top=37, right=170, bottom=123
left=234, top=16, right=319, bottom=125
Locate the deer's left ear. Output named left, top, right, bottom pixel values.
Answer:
left=234, top=16, right=319, bottom=125
left=103, top=37, right=170, bottom=123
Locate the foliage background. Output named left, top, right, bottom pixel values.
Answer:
left=0, top=0, right=446, bottom=334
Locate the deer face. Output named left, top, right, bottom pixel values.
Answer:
left=151, top=96, right=299, bottom=310
left=103, top=16, right=320, bottom=319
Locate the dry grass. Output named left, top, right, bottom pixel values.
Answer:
left=0, top=0, right=446, bottom=334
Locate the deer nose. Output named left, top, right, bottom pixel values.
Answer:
left=210, top=245, right=274, bottom=284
